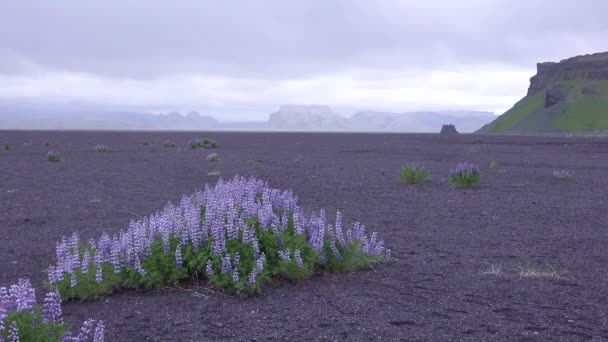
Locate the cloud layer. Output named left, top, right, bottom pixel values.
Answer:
left=1, top=0, right=607, bottom=120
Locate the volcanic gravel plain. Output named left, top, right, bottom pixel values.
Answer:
left=1, top=130, right=607, bottom=341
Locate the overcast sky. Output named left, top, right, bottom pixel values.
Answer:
left=1, top=0, right=607, bottom=121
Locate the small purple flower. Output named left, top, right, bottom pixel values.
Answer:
left=73, top=318, right=95, bottom=342
left=248, top=270, right=257, bottom=287
left=294, top=249, right=304, bottom=268
left=232, top=269, right=240, bottom=283
left=81, top=250, right=91, bottom=274
left=175, top=245, right=183, bottom=269
left=9, top=279, right=36, bottom=312
left=221, top=255, right=232, bottom=274
left=94, top=321, right=105, bottom=342
left=8, top=321, right=19, bottom=342
left=206, top=260, right=214, bottom=277
left=278, top=250, right=291, bottom=263
left=47, top=150, right=61, bottom=161
left=42, top=290, right=63, bottom=324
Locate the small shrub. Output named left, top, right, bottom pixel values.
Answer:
left=163, top=140, right=176, bottom=148
left=43, top=141, right=51, bottom=147
left=553, top=170, right=574, bottom=179
left=399, top=163, right=428, bottom=185
left=3, top=144, right=11, bottom=150
left=448, top=162, right=480, bottom=188
left=47, top=150, right=61, bottom=162
left=142, top=139, right=151, bottom=146
left=48, top=176, right=389, bottom=299
left=490, top=161, right=497, bottom=168
left=0, top=278, right=105, bottom=341
left=188, top=138, right=219, bottom=149
left=206, top=153, right=219, bottom=162
left=95, top=145, right=108, bottom=153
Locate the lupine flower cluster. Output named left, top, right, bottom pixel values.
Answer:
left=399, top=163, right=429, bottom=185
left=448, top=162, right=481, bottom=188
left=206, top=153, right=219, bottom=162
left=0, top=278, right=104, bottom=341
left=48, top=176, right=388, bottom=299
left=94, top=145, right=108, bottom=153
left=47, top=150, right=62, bottom=162
left=553, top=169, right=575, bottom=179
left=187, top=138, right=218, bottom=149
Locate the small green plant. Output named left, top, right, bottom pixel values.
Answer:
left=553, top=170, right=574, bottom=179
left=95, top=144, right=108, bottom=153
left=142, top=139, right=151, bottom=146
left=163, top=140, right=176, bottom=148
left=46, top=151, right=61, bottom=162
left=399, top=163, right=428, bottom=185
left=247, top=160, right=264, bottom=170
left=448, top=162, right=480, bottom=188
left=490, top=161, right=497, bottom=169
left=206, top=153, right=219, bottom=162
left=188, top=138, right=219, bottom=149
left=3, top=143, right=11, bottom=150
left=149, top=144, right=158, bottom=153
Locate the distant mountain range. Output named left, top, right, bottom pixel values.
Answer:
left=478, top=51, right=608, bottom=134
left=0, top=104, right=495, bottom=133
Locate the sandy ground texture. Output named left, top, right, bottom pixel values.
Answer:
left=1, top=131, right=607, bottom=341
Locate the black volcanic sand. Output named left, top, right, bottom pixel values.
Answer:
left=1, top=131, right=607, bottom=341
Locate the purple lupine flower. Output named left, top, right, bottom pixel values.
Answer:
left=10, top=279, right=36, bottom=312
left=81, top=250, right=91, bottom=274
left=248, top=270, right=257, bottom=287
left=94, top=253, right=103, bottom=283
left=46, top=150, right=61, bottom=161
left=294, top=249, right=304, bottom=268
left=232, top=269, right=240, bottom=283
left=206, top=260, right=214, bottom=277
left=175, top=245, right=183, bottom=269
left=334, top=212, right=347, bottom=249
left=94, top=321, right=105, bottom=342
left=233, top=252, right=240, bottom=268
left=134, top=257, right=146, bottom=277
left=42, top=290, right=63, bottom=324
left=73, top=319, right=95, bottom=342
left=8, top=321, right=19, bottom=342
left=221, top=255, right=232, bottom=274
left=385, top=249, right=391, bottom=258
left=553, top=169, right=575, bottom=179
left=256, top=253, right=265, bottom=274
left=278, top=250, right=291, bottom=263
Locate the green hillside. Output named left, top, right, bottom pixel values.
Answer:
left=477, top=79, right=608, bottom=134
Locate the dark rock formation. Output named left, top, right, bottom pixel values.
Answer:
left=440, top=124, right=459, bottom=134
left=545, top=85, right=566, bottom=107
left=528, top=52, right=608, bottom=95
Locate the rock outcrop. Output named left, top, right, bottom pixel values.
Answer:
left=440, top=124, right=459, bottom=134
left=477, top=51, right=608, bottom=134
left=527, top=52, right=608, bottom=95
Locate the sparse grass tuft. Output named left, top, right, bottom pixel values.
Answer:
left=399, top=163, right=428, bottom=185
left=206, top=153, right=219, bottom=162
left=142, top=139, right=151, bottom=146
left=163, top=140, right=176, bottom=148
left=481, top=264, right=504, bottom=277
left=516, top=263, right=566, bottom=279
left=95, top=144, right=108, bottom=153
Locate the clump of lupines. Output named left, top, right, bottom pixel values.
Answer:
left=48, top=176, right=388, bottom=299
left=448, top=162, right=480, bottom=188
left=94, top=145, right=108, bottom=153
left=188, top=138, right=219, bottom=149
left=553, top=169, right=574, bottom=179
left=399, top=163, right=428, bottom=185
left=206, top=153, right=219, bottom=162
left=0, top=278, right=104, bottom=341
left=47, top=150, right=61, bottom=162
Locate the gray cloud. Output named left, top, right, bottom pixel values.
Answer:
left=0, top=0, right=606, bottom=119
left=2, top=0, right=607, bottom=78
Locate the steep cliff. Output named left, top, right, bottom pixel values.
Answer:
left=477, top=52, right=608, bottom=134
